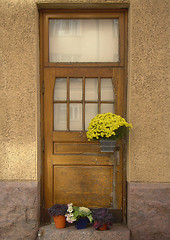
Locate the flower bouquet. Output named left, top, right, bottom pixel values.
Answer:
left=65, top=203, right=93, bottom=229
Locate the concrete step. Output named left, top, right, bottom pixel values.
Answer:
left=37, top=223, right=130, bottom=240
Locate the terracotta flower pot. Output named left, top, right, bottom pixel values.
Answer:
left=99, top=223, right=107, bottom=231
left=53, top=215, right=66, bottom=229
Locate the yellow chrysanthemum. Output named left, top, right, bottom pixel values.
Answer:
left=86, top=113, right=132, bottom=141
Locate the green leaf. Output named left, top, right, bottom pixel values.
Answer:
left=87, top=215, right=93, bottom=223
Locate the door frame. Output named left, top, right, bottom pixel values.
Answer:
left=39, top=8, right=128, bottom=223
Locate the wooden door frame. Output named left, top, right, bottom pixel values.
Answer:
left=39, top=9, right=128, bottom=223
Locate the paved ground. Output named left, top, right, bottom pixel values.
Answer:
left=37, top=223, right=130, bottom=240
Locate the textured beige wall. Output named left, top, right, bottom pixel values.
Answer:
left=0, top=0, right=169, bottom=182
left=127, top=0, right=170, bottom=182
left=0, top=0, right=39, bottom=180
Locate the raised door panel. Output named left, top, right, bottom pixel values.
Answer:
left=54, top=166, right=113, bottom=208
left=54, top=142, right=100, bottom=154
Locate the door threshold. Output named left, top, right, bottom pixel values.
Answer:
left=37, top=223, right=130, bottom=240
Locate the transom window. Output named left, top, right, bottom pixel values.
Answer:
left=49, top=19, right=119, bottom=63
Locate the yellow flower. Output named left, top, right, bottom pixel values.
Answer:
left=86, top=113, right=132, bottom=141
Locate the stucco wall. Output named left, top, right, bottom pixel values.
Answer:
left=0, top=0, right=40, bottom=181
left=127, top=0, right=170, bottom=182
left=0, top=0, right=169, bottom=182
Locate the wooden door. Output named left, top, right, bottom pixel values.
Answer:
left=40, top=9, right=127, bottom=222
left=44, top=67, right=124, bottom=209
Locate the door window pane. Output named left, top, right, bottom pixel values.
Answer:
left=70, top=78, right=82, bottom=101
left=54, top=103, right=67, bottom=130
left=70, top=104, right=82, bottom=130
left=49, top=19, right=119, bottom=62
left=101, top=104, right=115, bottom=114
left=54, top=78, right=67, bottom=101
left=85, top=104, right=98, bottom=130
left=85, top=78, right=98, bottom=101
left=101, top=78, right=114, bottom=101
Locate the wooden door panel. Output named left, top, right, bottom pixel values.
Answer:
left=54, top=67, right=113, bottom=78
left=54, top=166, right=113, bottom=208
left=52, top=154, right=115, bottom=166
left=53, top=132, right=88, bottom=142
left=54, top=142, right=100, bottom=153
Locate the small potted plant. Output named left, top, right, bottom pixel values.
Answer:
left=48, top=204, right=68, bottom=229
left=65, top=203, right=93, bottom=229
left=92, top=208, right=113, bottom=230
left=86, top=113, right=132, bottom=152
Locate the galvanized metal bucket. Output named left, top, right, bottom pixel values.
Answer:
left=99, top=139, right=116, bottom=152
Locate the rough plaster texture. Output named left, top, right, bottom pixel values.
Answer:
left=0, top=0, right=169, bottom=182
left=0, top=0, right=40, bottom=180
left=127, top=0, right=170, bottom=182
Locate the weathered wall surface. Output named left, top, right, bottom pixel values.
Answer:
left=127, top=0, right=170, bottom=182
left=0, top=0, right=169, bottom=182
left=127, top=182, right=170, bottom=240
left=126, top=2, right=170, bottom=238
left=0, top=181, right=40, bottom=239
left=0, top=0, right=169, bottom=183
left=0, top=0, right=39, bottom=181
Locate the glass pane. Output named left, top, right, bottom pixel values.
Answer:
left=85, top=78, right=98, bottom=101
left=101, top=104, right=115, bottom=114
left=101, top=78, right=114, bottom=101
left=54, top=103, right=67, bottom=130
left=54, top=78, right=67, bottom=101
left=70, top=104, right=82, bottom=130
left=70, top=78, right=82, bottom=100
left=85, top=104, right=98, bottom=130
left=49, top=19, right=119, bottom=62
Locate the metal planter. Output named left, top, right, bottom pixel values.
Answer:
left=99, top=139, right=116, bottom=152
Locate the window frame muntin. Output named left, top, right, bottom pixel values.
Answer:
left=53, top=76, right=116, bottom=132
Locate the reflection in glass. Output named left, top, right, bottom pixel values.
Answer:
left=85, top=78, right=98, bottom=101
left=101, top=104, right=115, bottom=114
left=54, top=103, right=67, bottom=130
left=54, top=78, right=67, bottom=101
left=85, top=104, right=98, bottom=130
left=101, top=78, right=114, bottom=101
left=49, top=19, right=119, bottom=62
left=70, top=78, right=82, bottom=100
left=70, top=104, right=82, bottom=130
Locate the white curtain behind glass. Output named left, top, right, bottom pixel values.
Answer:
left=49, top=19, right=119, bottom=63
